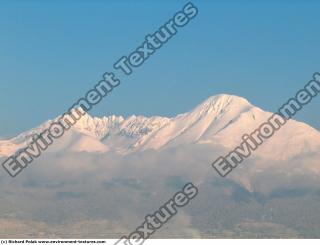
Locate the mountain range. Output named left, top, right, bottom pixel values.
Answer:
left=1, top=94, right=320, bottom=163
left=1, top=94, right=320, bottom=238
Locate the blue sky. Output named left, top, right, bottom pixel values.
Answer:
left=0, top=0, right=319, bottom=138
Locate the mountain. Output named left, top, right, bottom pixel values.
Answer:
left=1, top=94, right=320, bottom=161
left=0, top=94, right=320, bottom=160
left=2, top=94, right=320, bottom=238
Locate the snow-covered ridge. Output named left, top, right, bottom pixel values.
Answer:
left=1, top=94, right=320, bottom=159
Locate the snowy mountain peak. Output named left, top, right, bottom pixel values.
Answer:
left=203, top=94, right=250, bottom=104
left=194, top=94, right=252, bottom=114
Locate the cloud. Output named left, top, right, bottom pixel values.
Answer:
left=1, top=143, right=320, bottom=237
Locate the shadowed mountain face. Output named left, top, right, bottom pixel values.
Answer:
left=1, top=94, right=320, bottom=238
